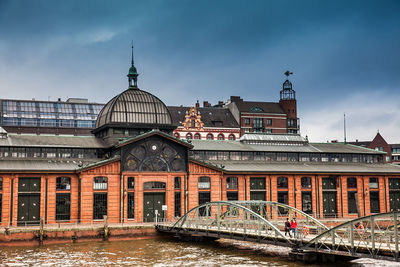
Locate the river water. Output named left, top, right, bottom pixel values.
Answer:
left=0, top=237, right=396, bottom=266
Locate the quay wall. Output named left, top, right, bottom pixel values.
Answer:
left=0, top=223, right=157, bottom=246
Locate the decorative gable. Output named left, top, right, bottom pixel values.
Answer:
left=121, top=134, right=188, bottom=172
left=182, top=107, right=204, bottom=130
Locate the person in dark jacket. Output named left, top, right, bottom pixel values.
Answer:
left=284, top=218, right=292, bottom=237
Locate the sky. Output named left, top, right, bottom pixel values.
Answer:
left=0, top=0, right=399, bottom=142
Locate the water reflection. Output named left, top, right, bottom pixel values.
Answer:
left=0, top=237, right=366, bottom=266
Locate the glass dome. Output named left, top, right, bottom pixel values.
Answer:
left=96, top=88, right=173, bottom=129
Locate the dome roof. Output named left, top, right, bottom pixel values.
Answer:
left=96, top=88, right=173, bottom=129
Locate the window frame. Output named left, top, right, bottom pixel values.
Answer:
left=198, top=176, right=211, bottom=189
left=226, top=177, right=238, bottom=190
left=56, top=177, right=71, bottom=190
left=301, top=177, right=312, bottom=189
left=347, top=177, right=357, bottom=189
left=93, top=176, right=108, bottom=190
left=277, top=177, right=288, bottom=189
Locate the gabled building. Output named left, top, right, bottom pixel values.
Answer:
left=349, top=132, right=395, bottom=163
left=168, top=105, right=240, bottom=141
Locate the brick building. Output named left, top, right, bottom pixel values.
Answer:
left=0, top=55, right=400, bottom=227
left=225, top=74, right=299, bottom=136
left=168, top=105, right=240, bottom=141
left=350, top=132, right=400, bottom=164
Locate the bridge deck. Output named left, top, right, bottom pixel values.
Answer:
left=157, top=222, right=399, bottom=261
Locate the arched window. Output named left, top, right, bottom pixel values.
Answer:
left=191, top=120, right=195, bottom=128
left=198, top=176, right=211, bottom=189
left=217, top=134, right=224, bottom=140
left=194, top=133, right=201, bottom=139
left=228, top=134, right=235, bottom=141
left=206, top=133, right=214, bottom=140
left=174, top=132, right=180, bottom=139
left=186, top=133, right=192, bottom=140
left=93, top=176, right=108, bottom=190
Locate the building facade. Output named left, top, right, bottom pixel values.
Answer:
left=350, top=132, right=400, bottom=164
left=0, top=57, right=400, bottom=227
left=224, top=74, right=299, bottom=136
left=169, top=105, right=240, bottom=141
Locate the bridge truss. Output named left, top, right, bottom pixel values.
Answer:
left=157, top=201, right=329, bottom=246
left=156, top=201, right=400, bottom=261
left=301, top=212, right=400, bottom=261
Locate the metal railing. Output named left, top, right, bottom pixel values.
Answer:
left=301, top=211, right=400, bottom=261
left=156, top=201, right=330, bottom=245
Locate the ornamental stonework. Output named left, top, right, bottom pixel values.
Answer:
left=182, top=107, right=204, bottom=130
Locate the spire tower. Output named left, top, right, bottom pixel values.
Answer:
left=127, top=44, right=139, bottom=88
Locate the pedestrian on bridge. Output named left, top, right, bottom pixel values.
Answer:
left=290, top=218, right=297, bottom=238
left=284, top=218, right=292, bottom=237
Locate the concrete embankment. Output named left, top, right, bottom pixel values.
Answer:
left=0, top=223, right=157, bottom=246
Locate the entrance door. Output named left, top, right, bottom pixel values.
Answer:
left=389, top=191, right=400, bottom=212
left=143, top=192, right=165, bottom=222
left=18, top=178, right=41, bottom=225
left=18, top=194, right=40, bottom=225
left=323, top=191, right=337, bottom=218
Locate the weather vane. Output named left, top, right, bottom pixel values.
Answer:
left=284, top=70, right=293, bottom=78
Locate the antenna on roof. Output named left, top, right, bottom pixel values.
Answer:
left=344, top=113, right=347, bottom=144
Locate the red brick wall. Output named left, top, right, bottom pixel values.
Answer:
left=0, top=161, right=399, bottom=226
left=79, top=161, right=120, bottom=223
left=279, top=99, right=297, bottom=119
left=240, top=113, right=287, bottom=135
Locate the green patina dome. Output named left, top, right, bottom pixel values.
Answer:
left=129, top=65, right=138, bottom=75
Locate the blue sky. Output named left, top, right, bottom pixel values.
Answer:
left=0, top=0, right=399, bottom=142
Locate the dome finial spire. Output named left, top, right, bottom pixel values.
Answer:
left=131, top=42, right=134, bottom=66
left=127, top=42, right=139, bottom=88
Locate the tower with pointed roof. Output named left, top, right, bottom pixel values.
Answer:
left=279, top=71, right=299, bottom=134
left=127, top=45, right=139, bottom=88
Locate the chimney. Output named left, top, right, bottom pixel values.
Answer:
left=203, top=101, right=211, bottom=107
left=195, top=100, right=200, bottom=108
left=230, top=96, right=242, bottom=103
left=218, top=101, right=223, bottom=105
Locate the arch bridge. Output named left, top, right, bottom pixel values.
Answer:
left=156, top=201, right=400, bottom=262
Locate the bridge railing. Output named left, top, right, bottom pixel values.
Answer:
left=228, top=201, right=330, bottom=242
left=158, top=201, right=331, bottom=244
left=301, top=211, right=400, bottom=261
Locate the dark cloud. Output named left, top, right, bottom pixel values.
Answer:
left=0, top=0, right=399, bottom=140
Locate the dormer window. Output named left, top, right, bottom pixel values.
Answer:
left=250, top=107, right=263, bottom=112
